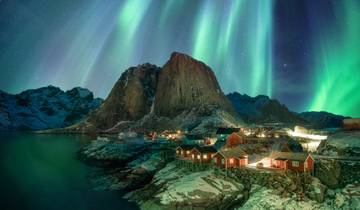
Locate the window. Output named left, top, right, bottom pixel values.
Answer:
left=304, top=162, right=308, bottom=168
left=176, top=150, right=179, bottom=154
left=186, top=151, right=190, bottom=154
left=192, top=154, right=195, bottom=159
left=181, top=151, right=183, bottom=155
left=203, top=154, right=207, bottom=159
left=221, top=158, right=225, bottom=164
left=197, top=155, right=201, bottom=160
left=292, top=161, right=299, bottom=167
left=229, top=158, right=234, bottom=164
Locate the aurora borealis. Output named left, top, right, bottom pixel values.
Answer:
left=0, top=0, right=359, bottom=117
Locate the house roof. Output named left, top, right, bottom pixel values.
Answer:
left=177, top=144, right=197, bottom=150
left=270, top=152, right=311, bottom=161
left=185, top=134, right=204, bottom=140
left=193, top=146, right=217, bottom=153
left=216, top=146, right=247, bottom=158
left=216, top=127, right=240, bottom=134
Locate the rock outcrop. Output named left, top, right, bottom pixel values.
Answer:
left=127, top=161, right=247, bottom=210
left=315, top=131, right=360, bottom=188
left=0, top=86, right=102, bottom=130
left=227, top=92, right=306, bottom=125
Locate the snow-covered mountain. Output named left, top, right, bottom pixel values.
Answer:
left=0, top=86, right=103, bottom=131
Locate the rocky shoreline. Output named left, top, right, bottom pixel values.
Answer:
left=77, top=138, right=360, bottom=209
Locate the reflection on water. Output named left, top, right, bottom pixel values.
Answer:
left=0, top=133, right=138, bottom=210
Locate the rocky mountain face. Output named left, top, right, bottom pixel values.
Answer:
left=62, top=52, right=241, bottom=134
left=227, top=92, right=306, bottom=125
left=154, top=52, right=235, bottom=117
left=0, top=86, right=102, bottom=130
left=85, top=64, right=160, bottom=130
left=298, top=111, right=349, bottom=129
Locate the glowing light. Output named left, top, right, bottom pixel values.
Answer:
left=248, top=157, right=271, bottom=168
left=287, top=130, right=327, bottom=140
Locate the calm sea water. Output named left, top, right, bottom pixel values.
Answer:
left=0, top=133, right=139, bottom=210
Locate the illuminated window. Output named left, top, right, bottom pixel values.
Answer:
left=197, top=155, right=201, bottom=160
left=186, top=151, right=190, bottom=154
left=292, top=161, right=299, bottom=167
left=181, top=151, right=183, bottom=154
left=203, top=154, right=207, bottom=159
left=229, top=158, right=234, bottom=164
left=192, top=154, right=195, bottom=159
left=176, top=150, right=179, bottom=154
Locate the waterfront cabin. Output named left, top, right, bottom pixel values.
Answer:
left=191, top=146, right=217, bottom=163
left=270, top=152, right=314, bottom=173
left=213, top=146, right=248, bottom=169
left=176, top=145, right=196, bottom=159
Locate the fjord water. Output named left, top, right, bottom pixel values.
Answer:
left=0, top=133, right=138, bottom=210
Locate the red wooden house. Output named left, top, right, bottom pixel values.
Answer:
left=191, top=146, right=217, bottom=163
left=226, top=132, right=244, bottom=147
left=176, top=145, right=196, bottom=159
left=270, top=152, right=314, bottom=173
left=213, top=146, right=248, bottom=169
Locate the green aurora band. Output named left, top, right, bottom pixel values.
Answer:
left=192, top=0, right=273, bottom=97
left=309, top=1, right=360, bottom=117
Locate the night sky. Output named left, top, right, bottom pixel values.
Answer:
left=0, top=0, right=359, bottom=117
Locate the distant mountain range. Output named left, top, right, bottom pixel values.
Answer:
left=0, top=52, right=349, bottom=132
left=0, top=86, right=102, bottom=130
left=226, top=92, right=349, bottom=128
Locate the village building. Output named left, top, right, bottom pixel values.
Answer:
left=216, top=127, right=240, bottom=141
left=270, top=152, right=314, bottom=173
left=343, top=118, right=360, bottom=130
left=184, top=134, right=205, bottom=145
left=191, top=146, right=217, bottom=163
left=176, top=145, right=196, bottom=159
left=226, top=132, right=244, bottom=146
left=213, top=146, right=248, bottom=169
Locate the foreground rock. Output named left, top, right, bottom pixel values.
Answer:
left=240, top=184, right=359, bottom=210
left=78, top=139, right=174, bottom=193
left=315, top=131, right=360, bottom=188
left=77, top=140, right=146, bottom=167
left=126, top=161, right=248, bottom=210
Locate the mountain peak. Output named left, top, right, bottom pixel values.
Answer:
left=155, top=52, right=235, bottom=117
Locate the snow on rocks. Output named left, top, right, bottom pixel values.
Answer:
left=127, top=161, right=247, bottom=210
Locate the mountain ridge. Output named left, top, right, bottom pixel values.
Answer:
left=0, top=86, right=103, bottom=130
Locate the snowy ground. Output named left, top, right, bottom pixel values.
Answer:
left=239, top=184, right=360, bottom=210
left=153, top=162, right=244, bottom=205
